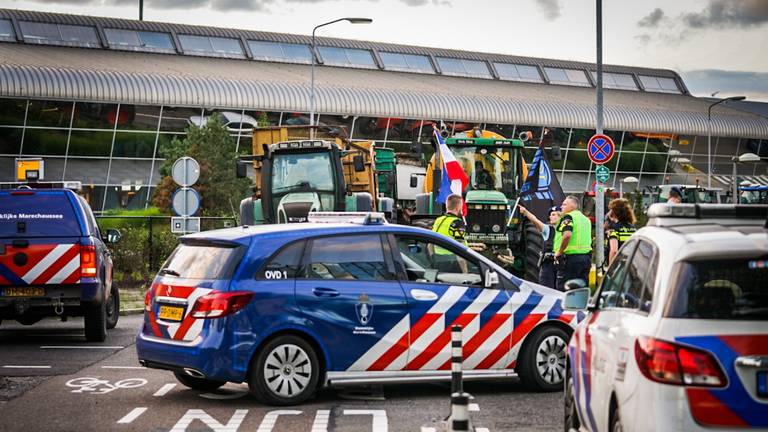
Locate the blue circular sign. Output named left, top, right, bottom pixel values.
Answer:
left=587, top=134, right=615, bottom=164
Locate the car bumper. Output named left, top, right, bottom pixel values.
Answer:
left=0, top=281, right=101, bottom=317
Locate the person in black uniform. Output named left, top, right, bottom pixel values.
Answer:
left=519, top=205, right=561, bottom=288
left=474, top=161, right=495, bottom=190
left=606, top=198, right=637, bottom=265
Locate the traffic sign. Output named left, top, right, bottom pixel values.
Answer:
left=172, top=187, right=200, bottom=217
left=171, top=217, right=200, bottom=234
left=587, top=134, right=615, bottom=165
left=171, top=157, right=200, bottom=187
left=596, top=165, right=610, bottom=183
left=591, top=181, right=606, bottom=194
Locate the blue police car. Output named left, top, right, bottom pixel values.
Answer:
left=136, top=213, right=582, bottom=405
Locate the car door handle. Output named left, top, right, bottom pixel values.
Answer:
left=410, top=289, right=438, bottom=301
left=312, top=287, right=340, bottom=297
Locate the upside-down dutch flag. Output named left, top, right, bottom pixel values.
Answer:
left=434, top=125, right=468, bottom=212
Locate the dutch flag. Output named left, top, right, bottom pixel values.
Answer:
left=434, top=125, right=469, bottom=213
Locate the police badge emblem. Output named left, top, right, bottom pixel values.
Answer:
left=355, top=293, right=373, bottom=325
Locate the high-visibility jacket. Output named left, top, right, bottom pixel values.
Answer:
left=607, top=222, right=637, bottom=249
left=553, top=210, right=592, bottom=255
left=432, top=214, right=467, bottom=255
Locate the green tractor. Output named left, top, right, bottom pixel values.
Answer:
left=412, top=131, right=540, bottom=279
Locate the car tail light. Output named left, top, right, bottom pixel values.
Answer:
left=80, top=245, right=97, bottom=278
left=635, top=336, right=726, bottom=387
left=11, top=191, right=35, bottom=195
left=189, top=291, right=254, bottom=319
left=144, top=285, right=154, bottom=312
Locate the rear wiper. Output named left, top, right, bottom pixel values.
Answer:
left=159, top=268, right=180, bottom=277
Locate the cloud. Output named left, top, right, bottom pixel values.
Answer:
left=682, top=69, right=768, bottom=102
left=638, top=8, right=665, bottom=28
left=682, top=0, right=768, bottom=29
left=534, top=0, right=561, bottom=20
left=9, top=0, right=448, bottom=10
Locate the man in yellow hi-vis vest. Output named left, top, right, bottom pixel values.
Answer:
left=431, top=194, right=468, bottom=273
left=554, top=195, right=592, bottom=291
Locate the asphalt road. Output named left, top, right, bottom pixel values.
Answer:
left=0, top=314, right=564, bottom=432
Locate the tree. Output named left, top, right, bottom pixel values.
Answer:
left=153, top=116, right=251, bottom=217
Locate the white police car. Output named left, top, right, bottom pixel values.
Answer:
left=564, top=204, right=768, bottom=431
left=136, top=212, right=583, bottom=405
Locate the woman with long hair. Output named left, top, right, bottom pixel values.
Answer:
left=606, top=198, right=637, bottom=265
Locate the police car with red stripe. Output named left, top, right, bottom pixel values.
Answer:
left=0, top=185, right=122, bottom=341
left=136, top=212, right=584, bottom=405
left=563, top=203, right=768, bottom=431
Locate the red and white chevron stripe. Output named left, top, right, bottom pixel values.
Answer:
left=150, top=283, right=213, bottom=342
left=0, top=244, right=81, bottom=286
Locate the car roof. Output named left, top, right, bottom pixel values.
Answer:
left=639, top=222, right=768, bottom=261
left=181, top=222, right=429, bottom=245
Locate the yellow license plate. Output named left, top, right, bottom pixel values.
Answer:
left=2, top=287, right=45, bottom=297
left=158, top=305, right=185, bottom=321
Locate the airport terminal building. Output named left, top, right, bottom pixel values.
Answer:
left=1, top=8, right=767, bottom=210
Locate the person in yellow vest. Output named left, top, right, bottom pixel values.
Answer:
left=431, top=194, right=468, bottom=273
left=554, top=195, right=592, bottom=291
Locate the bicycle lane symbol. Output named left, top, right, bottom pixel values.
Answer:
left=66, top=377, right=147, bottom=395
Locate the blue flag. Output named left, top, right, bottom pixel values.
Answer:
left=520, top=143, right=565, bottom=221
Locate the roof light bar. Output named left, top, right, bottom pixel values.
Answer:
left=274, top=140, right=331, bottom=150
left=647, top=203, right=768, bottom=219
left=306, top=211, right=387, bottom=225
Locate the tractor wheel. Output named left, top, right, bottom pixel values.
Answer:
left=524, top=223, right=543, bottom=283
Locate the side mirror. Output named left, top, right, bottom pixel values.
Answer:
left=410, top=174, right=418, bottom=188
left=105, top=228, right=122, bottom=244
left=564, top=287, right=590, bottom=310
left=353, top=155, right=366, bottom=172
left=484, top=270, right=499, bottom=288
left=236, top=160, right=248, bottom=178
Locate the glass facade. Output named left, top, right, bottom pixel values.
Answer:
left=379, top=52, right=434, bottom=74
left=435, top=57, right=492, bottom=79
left=1, top=96, right=764, bottom=212
left=317, top=46, right=377, bottom=69
left=178, top=34, right=244, bottom=58
left=494, top=63, right=543, bottom=83
left=544, top=67, right=591, bottom=87
left=247, top=40, right=312, bottom=64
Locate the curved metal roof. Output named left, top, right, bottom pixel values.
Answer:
left=0, top=43, right=766, bottom=139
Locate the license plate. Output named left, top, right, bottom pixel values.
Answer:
left=758, top=371, right=768, bottom=398
left=158, top=305, right=185, bottom=322
left=1, top=287, right=45, bottom=297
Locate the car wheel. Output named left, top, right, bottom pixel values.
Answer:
left=610, top=402, right=623, bottom=432
left=249, top=335, right=320, bottom=406
left=106, top=285, right=120, bottom=330
left=173, top=371, right=226, bottom=391
left=518, top=325, right=569, bottom=391
left=564, top=365, right=581, bottom=431
left=84, top=300, right=107, bottom=342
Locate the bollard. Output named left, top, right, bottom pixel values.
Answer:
left=449, top=392, right=471, bottom=432
left=451, top=324, right=463, bottom=394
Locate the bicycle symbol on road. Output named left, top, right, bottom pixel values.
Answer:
left=65, top=377, right=147, bottom=395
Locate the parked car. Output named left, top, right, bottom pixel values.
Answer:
left=564, top=203, right=768, bottom=431
left=188, top=111, right=259, bottom=134
left=136, top=212, right=584, bottom=405
left=0, top=187, right=121, bottom=341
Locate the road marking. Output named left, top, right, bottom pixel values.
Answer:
left=256, top=410, right=302, bottom=432
left=469, top=403, right=480, bottom=412
left=420, top=428, right=437, bottom=432
left=2, top=365, right=51, bottom=369
left=476, top=428, right=490, bottom=432
left=117, top=407, right=147, bottom=424
left=311, top=410, right=330, bottom=432
left=343, top=410, right=388, bottom=432
left=102, top=366, right=146, bottom=369
left=41, top=345, right=124, bottom=349
left=170, top=409, right=248, bottom=432
left=153, top=383, right=176, bottom=396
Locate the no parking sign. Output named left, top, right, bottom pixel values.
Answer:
left=587, top=134, right=615, bottom=165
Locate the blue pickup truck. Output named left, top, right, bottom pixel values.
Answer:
left=0, top=187, right=121, bottom=341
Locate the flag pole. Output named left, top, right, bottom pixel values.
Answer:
left=507, top=197, right=521, bottom=227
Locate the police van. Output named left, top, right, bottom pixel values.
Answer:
left=0, top=185, right=121, bottom=341
left=136, top=213, right=584, bottom=405
left=564, top=204, right=768, bottom=431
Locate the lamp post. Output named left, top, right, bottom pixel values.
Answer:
left=731, top=152, right=760, bottom=203
left=707, top=95, right=746, bottom=189
left=620, top=176, right=639, bottom=199
left=310, top=17, right=372, bottom=136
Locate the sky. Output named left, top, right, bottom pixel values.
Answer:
left=5, top=0, right=768, bottom=101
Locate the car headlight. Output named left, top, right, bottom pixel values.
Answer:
left=492, top=224, right=501, bottom=233
left=472, top=224, right=481, bottom=232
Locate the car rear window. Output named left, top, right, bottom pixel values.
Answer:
left=666, top=258, right=768, bottom=320
left=0, top=191, right=82, bottom=237
left=161, top=242, right=243, bottom=280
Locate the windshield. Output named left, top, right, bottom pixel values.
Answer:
left=451, top=146, right=517, bottom=194
left=666, top=258, right=768, bottom=321
left=272, top=152, right=335, bottom=193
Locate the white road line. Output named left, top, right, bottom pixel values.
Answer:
left=102, top=366, right=146, bottom=369
left=420, top=427, right=437, bottom=432
left=2, top=365, right=51, bottom=369
left=476, top=428, right=490, bottom=432
left=469, top=403, right=480, bottom=412
left=153, top=383, right=176, bottom=396
left=41, top=346, right=125, bottom=349
left=117, top=407, right=147, bottom=424
left=343, top=410, right=388, bottom=432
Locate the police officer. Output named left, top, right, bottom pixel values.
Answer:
left=432, top=194, right=468, bottom=272
left=519, top=204, right=560, bottom=289
left=606, top=198, right=637, bottom=265
left=667, top=186, right=683, bottom=204
left=554, top=195, right=592, bottom=291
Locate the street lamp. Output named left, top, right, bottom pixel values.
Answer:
left=731, top=152, right=760, bottom=202
left=620, top=176, right=639, bottom=198
left=310, top=17, right=372, bottom=135
left=707, top=95, right=746, bottom=189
